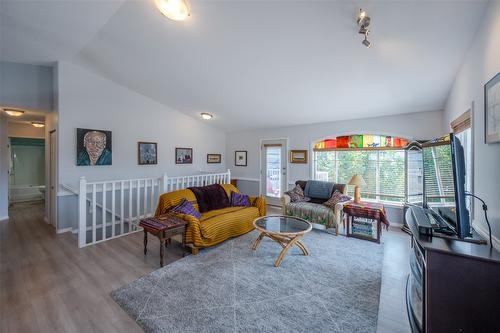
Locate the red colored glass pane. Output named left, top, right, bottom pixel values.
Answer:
left=337, top=136, right=349, bottom=148
left=324, top=139, right=336, bottom=148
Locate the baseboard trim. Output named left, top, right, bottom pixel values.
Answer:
left=234, top=177, right=260, bottom=182
left=56, top=227, right=73, bottom=234
left=0, top=215, right=9, bottom=222
left=473, top=221, right=500, bottom=250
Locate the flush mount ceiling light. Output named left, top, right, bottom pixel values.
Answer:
left=4, top=109, right=25, bottom=117
left=31, top=121, right=45, bottom=128
left=357, top=9, right=372, bottom=48
left=155, top=0, right=190, bottom=21
left=201, top=112, right=213, bottom=120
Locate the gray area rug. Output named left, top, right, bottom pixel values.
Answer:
left=112, top=230, right=384, bottom=333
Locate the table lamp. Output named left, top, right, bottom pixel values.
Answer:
left=348, top=174, right=366, bottom=204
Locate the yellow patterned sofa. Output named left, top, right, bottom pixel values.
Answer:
left=155, top=184, right=266, bottom=254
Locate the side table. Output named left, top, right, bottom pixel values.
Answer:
left=139, top=214, right=188, bottom=267
left=343, top=202, right=390, bottom=244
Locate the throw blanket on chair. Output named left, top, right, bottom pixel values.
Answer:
left=188, top=184, right=230, bottom=213
left=304, top=180, right=335, bottom=200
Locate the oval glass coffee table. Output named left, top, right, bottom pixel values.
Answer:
left=252, top=215, right=312, bottom=267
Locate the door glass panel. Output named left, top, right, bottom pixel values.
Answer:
left=266, top=146, right=281, bottom=198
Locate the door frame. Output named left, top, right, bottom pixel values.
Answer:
left=259, top=138, right=289, bottom=205
left=48, top=129, right=58, bottom=229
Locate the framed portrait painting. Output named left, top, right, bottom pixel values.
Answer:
left=176, top=147, right=193, bottom=164
left=76, top=128, right=112, bottom=166
left=138, top=142, right=157, bottom=165
left=485, top=72, right=500, bottom=143
left=207, top=154, right=221, bottom=164
left=235, top=151, right=247, bottom=166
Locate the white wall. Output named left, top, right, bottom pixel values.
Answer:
left=0, top=115, right=9, bottom=220
left=7, top=122, right=45, bottom=138
left=443, top=0, right=500, bottom=244
left=226, top=110, right=444, bottom=184
left=55, top=61, right=226, bottom=229
left=0, top=61, right=54, bottom=111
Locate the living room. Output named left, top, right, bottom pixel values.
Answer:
left=1, top=1, right=499, bottom=332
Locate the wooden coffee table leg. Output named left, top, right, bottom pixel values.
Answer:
left=274, top=235, right=302, bottom=267
left=295, top=239, right=309, bottom=256
left=143, top=230, right=148, bottom=255
left=252, top=232, right=265, bottom=250
left=159, top=238, right=165, bottom=267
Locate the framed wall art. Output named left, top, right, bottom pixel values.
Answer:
left=289, top=150, right=308, bottom=164
left=207, top=154, right=221, bottom=164
left=76, top=128, right=112, bottom=166
left=485, top=72, right=500, bottom=143
left=175, top=147, right=193, bottom=164
left=138, top=142, right=157, bottom=165
left=235, top=151, right=247, bottom=166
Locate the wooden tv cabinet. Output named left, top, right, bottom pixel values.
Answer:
left=405, top=206, right=500, bottom=332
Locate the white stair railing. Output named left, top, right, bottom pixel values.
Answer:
left=78, top=170, right=231, bottom=248
left=78, top=177, right=161, bottom=247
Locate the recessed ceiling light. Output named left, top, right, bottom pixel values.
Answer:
left=155, top=0, right=190, bottom=21
left=31, top=121, right=45, bottom=128
left=4, top=109, right=25, bottom=117
left=201, top=112, right=213, bottom=120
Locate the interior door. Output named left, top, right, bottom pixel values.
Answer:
left=260, top=139, right=287, bottom=206
left=49, top=130, right=57, bottom=228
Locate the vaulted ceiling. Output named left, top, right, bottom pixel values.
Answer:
left=0, top=0, right=488, bottom=131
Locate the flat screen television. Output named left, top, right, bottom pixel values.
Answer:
left=422, top=133, right=471, bottom=239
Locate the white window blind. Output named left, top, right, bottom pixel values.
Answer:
left=314, top=149, right=405, bottom=203
left=423, top=145, right=455, bottom=204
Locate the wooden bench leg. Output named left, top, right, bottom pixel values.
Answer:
left=143, top=230, right=148, bottom=255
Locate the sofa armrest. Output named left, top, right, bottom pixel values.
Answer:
left=250, top=196, right=267, bottom=216
left=281, top=194, right=291, bottom=214
left=171, top=212, right=201, bottom=228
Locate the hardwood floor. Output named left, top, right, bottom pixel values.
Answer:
left=1, top=202, right=411, bottom=333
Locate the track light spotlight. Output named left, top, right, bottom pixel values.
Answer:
left=362, top=36, right=371, bottom=48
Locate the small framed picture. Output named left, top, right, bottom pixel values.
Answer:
left=290, top=150, right=308, bottom=164
left=138, top=142, right=157, bottom=165
left=485, top=72, right=500, bottom=143
left=175, top=147, right=193, bottom=164
left=235, top=151, right=247, bottom=166
left=207, top=154, right=221, bottom=164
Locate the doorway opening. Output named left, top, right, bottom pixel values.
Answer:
left=260, top=139, right=287, bottom=206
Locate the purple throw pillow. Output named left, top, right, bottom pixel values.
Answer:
left=170, top=199, right=201, bottom=219
left=230, top=191, right=251, bottom=207
left=323, top=190, right=351, bottom=209
left=285, top=184, right=310, bottom=203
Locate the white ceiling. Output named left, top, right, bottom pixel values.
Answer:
left=0, top=0, right=488, bottom=131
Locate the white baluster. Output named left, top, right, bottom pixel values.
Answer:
left=143, top=178, right=147, bottom=218
left=136, top=179, right=140, bottom=230
left=78, top=177, right=87, bottom=248
left=92, top=183, right=96, bottom=243
left=120, top=181, right=124, bottom=235
left=102, top=183, right=107, bottom=241
left=112, top=182, right=116, bottom=237
left=150, top=178, right=154, bottom=216
left=129, top=180, right=133, bottom=232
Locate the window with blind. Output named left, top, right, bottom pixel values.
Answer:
left=314, top=149, right=406, bottom=203
left=422, top=144, right=455, bottom=204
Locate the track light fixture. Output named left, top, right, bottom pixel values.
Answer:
left=357, top=9, right=372, bottom=48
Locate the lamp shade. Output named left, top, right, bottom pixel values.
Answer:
left=348, top=174, right=367, bottom=187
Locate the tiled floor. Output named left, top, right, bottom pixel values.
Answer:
left=1, top=202, right=411, bottom=332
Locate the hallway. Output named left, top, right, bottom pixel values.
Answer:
left=0, top=202, right=184, bottom=332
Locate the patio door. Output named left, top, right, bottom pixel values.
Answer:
left=260, top=139, right=287, bottom=206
